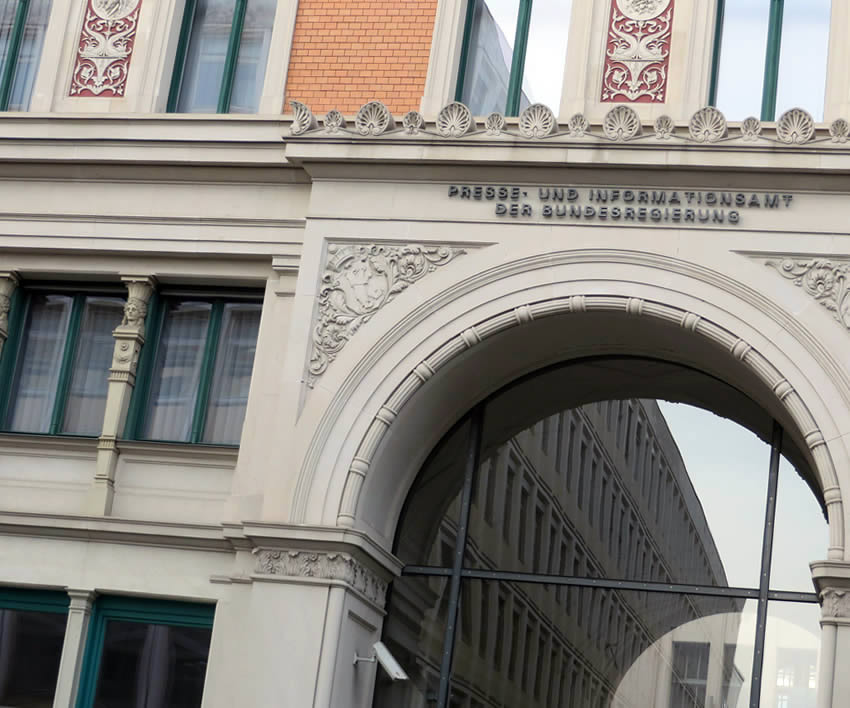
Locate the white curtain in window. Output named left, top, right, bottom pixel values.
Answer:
left=143, top=301, right=211, bottom=442
left=5, top=294, right=72, bottom=433
left=177, top=0, right=236, bottom=113
left=134, top=625, right=170, bottom=708
left=7, top=0, right=50, bottom=110
left=202, top=302, right=260, bottom=444
left=229, top=0, right=275, bottom=113
left=63, top=297, right=124, bottom=436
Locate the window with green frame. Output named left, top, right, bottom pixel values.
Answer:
left=124, top=292, right=262, bottom=445
left=167, top=0, right=276, bottom=114
left=0, top=587, right=69, bottom=706
left=74, top=596, right=214, bottom=708
left=0, top=286, right=126, bottom=436
left=0, top=0, right=52, bottom=111
left=710, top=0, right=832, bottom=121
left=455, top=0, right=572, bottom=117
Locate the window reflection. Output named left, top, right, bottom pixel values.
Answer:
left=0, top=608, right=67, bottom=707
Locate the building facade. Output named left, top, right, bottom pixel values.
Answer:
left=0, top=0, right=849, bottom=706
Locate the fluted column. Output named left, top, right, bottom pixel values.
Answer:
left=0, top=271, right=19, bottom=361
left=52, top=589, right=95, bottom=708
left=85, top=276, right=155, bottom=515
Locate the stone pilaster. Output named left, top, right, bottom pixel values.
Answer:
left=52, top=589, right=95, bottom=708
left=810, top=561, right=850, bottom=707
left=0, top=271, right=20, bottom=361
left=85, top=275, right=155, bottom=515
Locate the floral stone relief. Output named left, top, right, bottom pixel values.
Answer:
left=767, top=258, right=850, bottom=330
left=601, top=0, right=674, bottom=103
left=308, top=243, right=465, bottom=385
left=69, top=0, right=142, bottom=97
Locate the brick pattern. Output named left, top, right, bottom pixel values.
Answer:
left=284, top=0, right=437, bottom=114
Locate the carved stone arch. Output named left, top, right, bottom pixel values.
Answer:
left=291, top=249, right=848, bottom=562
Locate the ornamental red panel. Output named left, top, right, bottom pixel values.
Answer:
left=69, top=0, right=143, bottom=98
left=601, top=0, right=674, bottom=103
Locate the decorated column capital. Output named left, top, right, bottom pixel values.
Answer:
left=110, top=275, right=156, bottom=384
left=253, top=548, right=389, bottom=608
left=0, top=271, right=20, bottom=359
left=811, top=560, right=850, bottom=623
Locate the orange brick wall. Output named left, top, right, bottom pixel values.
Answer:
left=284, top=0, right=438, bottom=114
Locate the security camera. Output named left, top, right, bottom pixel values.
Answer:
left=353, top=641, right=409, bottom=681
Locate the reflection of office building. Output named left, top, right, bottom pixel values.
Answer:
left=380, top=399, right=743, bottom=707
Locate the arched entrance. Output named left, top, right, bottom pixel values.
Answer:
left=372, top=357, right=826, bottom=708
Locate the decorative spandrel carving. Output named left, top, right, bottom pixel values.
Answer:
left=601, top=0, right=673, bottom=103
left=69, top=0, right=142, bottom=97
left=766, top=258, right=850, bottom=330
left=254, top=549, right=388, bottom=607
left=309, top=243, right=465, bottom=384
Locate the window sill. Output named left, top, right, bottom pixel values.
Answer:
left=0, top=432, right=99, bottom=455
left=117, top=439, right=239, bottom=467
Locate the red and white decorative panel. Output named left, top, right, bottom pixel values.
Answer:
left=69, top=0, right=143, bottom=97
left=601, top=0, right=674, bottom=103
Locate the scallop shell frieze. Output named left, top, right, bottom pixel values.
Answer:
left=485, top=112, right=506, bottom=135
left=603, top=105, right=641, bottom=141
left=776, top=108, right=815, bottom=144
left=437, top=102, right=475, bottom=137
left=688, top=106, right=727, bottom=143
left=355, top=101, right=394, bottom=136
left=568, top=113, right=589, bottom=137
left=289, top=101, right=318, bottom=136
left=402, top=110, right=424, bottom=135
left=830, top=118, right=849, bottom=144
left=654, top=115, right=674, bottom=140
left=323, top=109, right=346, bottom=133
left=741, top=116, right=761, bottom=141
left=519, top=104, right=556, bottom=138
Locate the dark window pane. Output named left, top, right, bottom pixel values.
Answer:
left=92, top=620, right=212, bottom=708
left=177, top=0, right=236, bottom=113
left=202, top=302, right=261, bottom=444
left=0, top=608, right=67, bottom=706
left=229, top=0, right=275, bottom=113
left=447, top=583, right=756, bottom=708
left=5, top=294, right=73, bottom=433
left=143, top=300, right=212, bottom=442
left=460, top=0, right=519, bottom=115
left=371, top=575, right=450, bottom=708
left=62, top=296, right=125, bottom=435
left=395, top=419, right=473, bottom=566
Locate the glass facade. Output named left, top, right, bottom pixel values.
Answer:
left=374, top=358, right=825, bottom=708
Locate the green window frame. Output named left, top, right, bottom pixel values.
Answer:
left=0, top=0, right=51, bottom=111
left=0, top=285, right=125, bottom=436
left=455, top=0, right=534, bottom=117
left=167, top=0, right=248, bottom=114
left=123, top=291, right=262, bottom=445
left=0, top=586, right=70, bottom=614
left=74, top=596, right=215, bottom=708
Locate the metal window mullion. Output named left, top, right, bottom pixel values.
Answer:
left=49, top=294, right=85, bottom=435
left=217, top=0, right=247, bottom=114
left=454, top=0, right=478, bottom=102
left=760, top=0, right=784, bottom=121
left=166, top=0, right=199, bottom=113
left=436, top=406, right=484, bottom=708
left=190, top=301, right=223, bottom=443
left=750, top=421, right=783, bottom=708
left=505, top=0, right=533, bottom=117
left=707, top=0, right=726, bottom=106
left=0, top=0, right=30, bottom=111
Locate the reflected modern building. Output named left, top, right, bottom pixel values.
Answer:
left=0, top=0, right=848, bottom=706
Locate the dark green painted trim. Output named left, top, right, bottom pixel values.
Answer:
left=123, top=292, right=162, bottom=439
left=166, top=0, right=199, bottom=113
left=454, top=0, right=478, bottom=102
left=707, top=0, right=725, bottom=107
left=505, top=0, right=533, bottom=116
left=0, top=587, right=69, bottom=613
left=75, top=596, right=214, bottom=708
left=218, top=0, right=247, bottom=113
left=760, top=0, right=784, bottom=121
left=191, top=301, right=223, bottom=442
left=0, top=0, right=30, bottom=111
left=50, top=294, right=85, bottom=434
left=0, top=288, right=26, bottom=425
